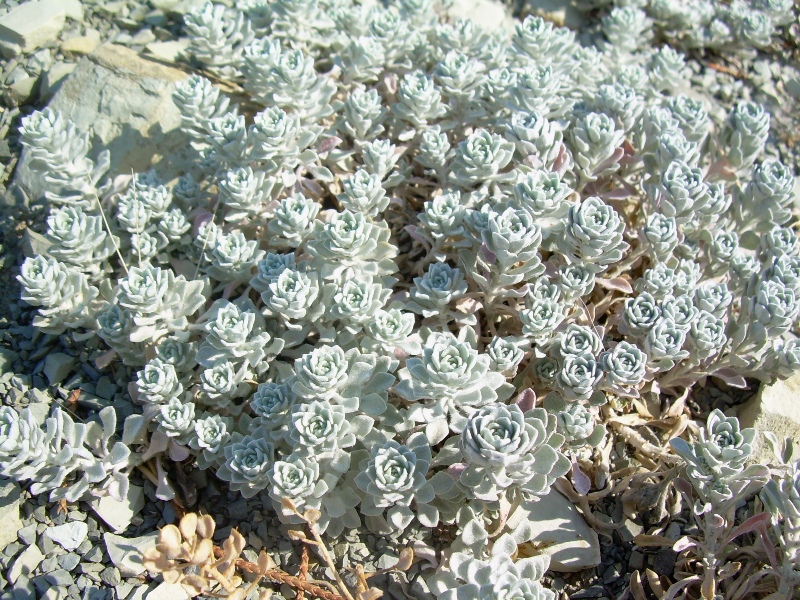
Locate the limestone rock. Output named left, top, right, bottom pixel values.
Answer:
left=40, top=62, right=76, bottom=101
left=0, top=0, right=83, bottom=58
left=0, top=479, right=22, bottom=550
left=445, top=0, right=514, bottom=31
left=8, top=544, right=44, bottom=584
left=8, top=75, right=38, bottom=105
left=146, top=583, right=190, bottom=600
left=149, top=0, right=206, bottom=16
left=45, top=521, right=89, bottom=550
left=44, top=352, right=75, bottom=385
left=90, top=484, right=145, bottom=533
left=60, top=32, right=101, bottom=56
left=505, top=488, right=601, bottom=572
left=144, top=38, right=191, bottom=63
left=104, top=532, right=158, bottom=576
left=521, top=0, right=587, bottom=30
left=738, top=372, right=800, bottom=466
left=11, top=43, right=194, bottom=208
left=21, top=228, right=52, bottom=259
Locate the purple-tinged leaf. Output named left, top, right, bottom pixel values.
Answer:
left=515, top=388, right=537, bottom=412
left=596, top=277, right=633, bottom=294
left=672, top=536, right=697, bottom=553
left=571, top=461, right=592, bottom=495
left=317, top=136, right=342, bottom=154
left=712, top=368, right=748, bottom=389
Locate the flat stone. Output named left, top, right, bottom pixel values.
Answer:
left=0, top=347, right=18, bottom=372
left=145, top=583, right=189, bottom=600
left=130, top=29, right=156, bottom=46
left=144, top=38, right=190, bottom=63
left=90, top=484, right=144, bottom=533
left=44, top=353, right=75, bottom=386
left=99, top=566, right=121, bottom=586
left=0, top=479, right=22, bottom=550
left=40, top=61, right=76, bottom=101
left=522, top=0, right=586, bottom=29
left=42, top=587, right=67, bottom=600
left=445, top=0, right=514, bottom=31
left=149, top=0, right=205, bottom=15
left=13, top=574, right=36, bottom=600
left=57, top=552, right=80, bottom=571
left=40, top=556, right=60, bottom=573
left=44, top=569, right=73, bottom=587
left=21, top=228, right=52, bottom=258
left=128, top=584, right=157, bottom=600
left=738, top=371, right=800, bottom=465
left=103, top=532, right=157, bottom=577
left=18, top=523, right=37, bottom=546
left=506, top=488, right=601, bottom=572
left=8, top=544, right=44, bottom=584
left=115, top=583, right=134, bottom=600
left=94, top=376, right=118, bottom=400
left=44, top=522, right=88, bottom=551
left=11, top=43, right=194, bottom=208
left=0, top=0, right=83, bottom=57
left=60, top=33, right=101, bottom=56
left=8, top=75, right=38, bottom=104
left=81, top=544, right=104, bottom=562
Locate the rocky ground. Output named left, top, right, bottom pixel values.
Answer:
left=0, top=1, right=799, bottom=600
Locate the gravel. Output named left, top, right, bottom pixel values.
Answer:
left=1, top=1, right=799, bottom=600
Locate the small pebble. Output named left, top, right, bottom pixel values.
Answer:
left=40, top=556, right=60, bottom=573
left=652, top=548, right=678, bottom=578
left=18, top=524, right=37, bottom=546
left=44, top=569, right=73, bottom=587
left=58, top=553, right=80, bottom=572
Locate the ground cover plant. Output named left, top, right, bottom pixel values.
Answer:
left=4, top=0, right=800, bottom=598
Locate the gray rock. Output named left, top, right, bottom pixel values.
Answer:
left=90, top=484, right=145, bottom=533
left=44, top=353, right=75, bottom=386
left=40, top=556, right=60, bottom=573
left=522, top=0, right=587, bottom=29
left=144, top=583, right=189, bottom=600
left=41, top=586, right=67, bottom=600
left=0, top=479, right=21, bottom=550
left=103, top=532, right=157, bottom=577
left=39, top=61, right=76, bottom=101
left=60, top=32, right=101, bottom=55
left=12, top=573, right=36, bottom=600
left=445, top=0, right=514, bottom=31
left=81, top=544, right=104, bottom=563
left=94, top=376, right=118, bottom=400
left=0, top=0, right=83, bottom=57
left=505, top=488, right=601, bottom=572
left=126, top=583, right=157, bottom=600
left=114, top=583, right=133, bottom=600
left=0, top=347, right=18, bottom=372
left=376, top=553, right=397, bottom=570
left=7, top=544, right=44, bottom=584
left=20, top=228, right=51, bottom=259
left=17, top=523, right=37, bottom=546
left=45, top=522, right=89, bottom=551
left=11, top=44, right=194, bottom=208
left=144, top=38, right=190, bottom=63
left=8, top=75, right=38, bottom=105
left=44, top=569, right=73, bottom=587
left=99, top=566, right=120, bottom=586
left=42, top=587, right=68, bottom=600
left=37, top=534, right=55, bottom=555
left=738, top=371, right=800, bottom=465
left=57, top=552, right=80, bottom=571
left=149, top=0, right=206, bottom=16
